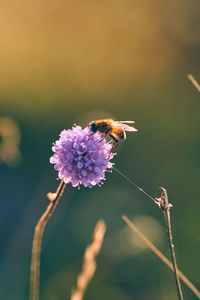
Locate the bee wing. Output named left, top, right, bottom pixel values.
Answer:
left=121, top=124, right=138, bottom=131
left=111, top=121, right=123, bottom=128
left=120, top=121, right=137, bottom=131
left=119, top=120, right=135, bottom=123
left=112, top=121, right=137, bottom=132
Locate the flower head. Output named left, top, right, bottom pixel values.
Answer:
left=50, top=125, right=115, bottom=188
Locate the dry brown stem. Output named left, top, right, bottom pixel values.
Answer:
left=188, top=74, right=200, bottom=92
left=155, top=188, right=183, bottom=300
left=30, top=179, right=66, bottom=300
left=71, top=220, right=107, bottom=300
left=122, top=215, right=200, bottom=299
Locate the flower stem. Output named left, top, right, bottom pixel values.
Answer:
left=164, top=207, right=183, bottom=300
left=155, top=188, right=183, bottom=300
left=30, top=179, right=66, bottom=300
left=71, top=220, right=106, bottom=300
left=122, top=215, right=200, bottom=299
left=187, top=74, right=200, bottom=92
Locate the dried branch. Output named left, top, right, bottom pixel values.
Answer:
left=122, top=215, right=200, bottom=299
left=71, top=220, right=107, bottom=300
left=30, top=179, right=66, bottom=300
left=188, top=74, right=200, bottom=92
left=154, top=188, right=183, bottom=299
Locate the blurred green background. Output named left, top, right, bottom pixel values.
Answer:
left=0, top=0, right=200, bottom=299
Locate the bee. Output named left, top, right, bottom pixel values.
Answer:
left=88, top=118, right=137, bottom=149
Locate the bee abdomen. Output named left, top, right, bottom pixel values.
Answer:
left=119, top=130, right=126, bottom=140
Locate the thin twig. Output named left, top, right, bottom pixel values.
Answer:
left=122, top=215, right=200, bottom=299
left=30, top=179, right=66, bottom=300
left=155, top=187, right=183, bottom=300
left=71, top=220, right=106, bottom=300
left=187, top=74, right=200, bottom=92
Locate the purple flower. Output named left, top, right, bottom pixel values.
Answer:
left=50, top=125, right=115, bottom=188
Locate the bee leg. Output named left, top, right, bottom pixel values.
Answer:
left=109, top=133, right=118, bottom=143
left=112, top=142, right=119, bottom=150
left=100, top=128, right=111, bottom=142
left=109, top=133, right=119, bottom=150
left=89, top=132, right=96, bottom=137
